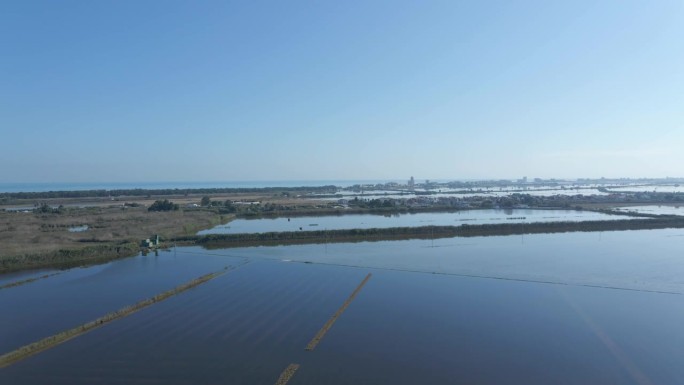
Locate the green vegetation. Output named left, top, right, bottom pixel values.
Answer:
left=0, top=242, right=139, bottom=273
left=2, top=181, right=682, bottom=275
left=147, top=199, right=179, bottom=212
left=34, top=203, right=65, bottom=214
left=0, top=186, right=337, bottom=200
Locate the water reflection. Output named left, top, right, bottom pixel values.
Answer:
left=2, top=230, right=684, bottom=384
left=199, top=209, right=629, bottom=235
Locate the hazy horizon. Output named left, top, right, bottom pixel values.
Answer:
left=1, top=175, right=682, bottom=188
left=2, top=1, right=682, bottom=183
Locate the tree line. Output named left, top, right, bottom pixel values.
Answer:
left=0, top=186, right=338, bottom=200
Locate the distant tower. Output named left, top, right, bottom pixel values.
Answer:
left=408, top=176, right=415, bottom=191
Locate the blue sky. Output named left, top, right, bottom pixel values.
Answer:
left=1, top=0, right=682, bottom=183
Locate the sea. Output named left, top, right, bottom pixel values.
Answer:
left=0, top=180, right=414, bottom=193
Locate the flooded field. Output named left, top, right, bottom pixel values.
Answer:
left=198, top=209, right=628, bottom=235
left=614, top=205, right=684, bottom=216
left=608, top=185, right=682, bottom=194
left=314, top=188, right=609, bottom=200
left=2, top=229, right=684, bottom=384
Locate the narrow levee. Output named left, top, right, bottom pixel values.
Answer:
left=0, top=268, right=228, bottom=368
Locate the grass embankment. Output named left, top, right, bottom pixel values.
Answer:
left=0, top=269, right=227, bottom=368
left=274, top=364, right=300, bottom=385
left=175, top=217, right=684, bottom=249
left=0, top=242, right=140, bottom=273
left=306, top=273, right=372, bottom=351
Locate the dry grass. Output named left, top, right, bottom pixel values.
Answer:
left=1, top=191, right=321, bottom=210
left=0, top=205, right=230, bottom=264
left=0, top=188, right=331, bottom=271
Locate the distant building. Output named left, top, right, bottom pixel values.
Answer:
left=408, top=176, right=415, bottom=191
left=142, top=235, right=160, bottom=248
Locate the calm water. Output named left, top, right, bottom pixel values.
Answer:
left=2, top=229, right=684, bottom=384
left=198, top=209, right=630, bottom=235
left=614, top=205, right=684, bottom=216
left=315, top=187, right=610, bottom=200
left=609, top=185, right=682, bottom=194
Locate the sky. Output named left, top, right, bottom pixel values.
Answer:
left=1, top=0, right=683, bottom=183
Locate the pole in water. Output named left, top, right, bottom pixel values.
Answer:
left=521, top=223, right=525, bottom=244
left=431, top=226, right=434, bottom=248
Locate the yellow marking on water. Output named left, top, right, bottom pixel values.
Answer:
left=305, top=273, right=372, bottom=351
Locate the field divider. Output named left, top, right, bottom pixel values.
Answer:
left=0, top=268, right=229, bottom=369
left=0, top=272, right=62, bottom=290
left=274, top=363, right=300, bottom=385
left=305, top=273, right=372, bottom=351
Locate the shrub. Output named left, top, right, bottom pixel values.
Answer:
left=148, top=200, right=179, bottom=212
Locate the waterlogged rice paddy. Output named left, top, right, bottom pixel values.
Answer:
left=198, top=209, right=628, bottom=235
left=614, top=205, right=684, bottom=217
left=313, top=186, right=613, bottom=200
left=2, top=229, right=684, bottom=384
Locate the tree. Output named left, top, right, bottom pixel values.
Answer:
left=148, top=199, right=179, bottom=212
left=200, top=196, right=211, bottom=206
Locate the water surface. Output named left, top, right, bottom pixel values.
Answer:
left=199, top=209, right=628, bottom=235
left=614, top=205, right=684, bottom=216
left=2, top=229, right=683, bottom=384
